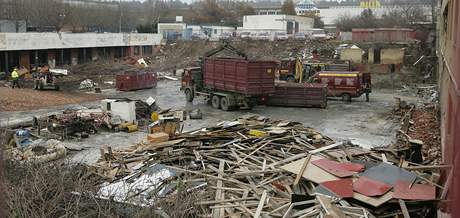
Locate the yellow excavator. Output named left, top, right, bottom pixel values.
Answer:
left=278, top=57, right=307, bottom=83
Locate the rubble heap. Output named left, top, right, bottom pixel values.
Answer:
left=88, top=115, right=443, bottom=217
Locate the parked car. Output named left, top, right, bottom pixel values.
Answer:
left=240, top=32, right=251, bottom=39
left=310, top=29, right=329, bottom=41
left=250, top=32, right=259, bottom=40
left=257, top=32, right=270, bottom=41
left=294, top=32, right=307, bottom=41
left=191, top=33, right=209, bottom=40
left=220, top=32, right=233, bottom=40
left=274, top=32, right=288, bottom=41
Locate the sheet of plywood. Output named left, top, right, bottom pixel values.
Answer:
left=281, top=156, right=393, bottom=207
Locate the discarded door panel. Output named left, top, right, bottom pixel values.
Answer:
left=266, top=83, right=328, bottom=108
left=320, top=179, right=354, bottom=198
left=116, top=71, right=157, bottom=91
left=393, top=180, right=436, bottom=200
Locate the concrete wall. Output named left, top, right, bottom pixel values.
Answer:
left=340, top=48, right=363, bottom=63
left=0, top=33, right=162, bottom=51
left=380, top=48, right=404, bottom=64
left=340, top=32, right=352, bottom=41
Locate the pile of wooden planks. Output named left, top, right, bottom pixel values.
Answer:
left=89, top=114, right=443, bottom=217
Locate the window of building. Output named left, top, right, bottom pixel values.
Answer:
left=143, top=46, right=153, bottom=55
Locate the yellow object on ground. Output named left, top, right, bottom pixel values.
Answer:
left=249, top=129, right=268, bottom=137
left=126, top=124, right=138, bottom=133
left=151, top=112, right=159, bottom=121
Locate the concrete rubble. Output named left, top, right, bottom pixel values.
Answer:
left=86, top=114, right=443, bottom=217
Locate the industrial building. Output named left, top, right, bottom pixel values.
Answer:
left=241, top=15, right=314, bottom=34
left=0, top=32, right=162, bottom=73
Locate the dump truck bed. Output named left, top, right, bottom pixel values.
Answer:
left=267, top=83, right=328, bottom=108
left=203, top=58, right=277, bottom=95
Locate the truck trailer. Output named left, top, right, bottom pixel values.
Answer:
left=181, top=58, right=278, bottom=111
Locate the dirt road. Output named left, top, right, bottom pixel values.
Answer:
left=0, top=87, right=102, bottom=112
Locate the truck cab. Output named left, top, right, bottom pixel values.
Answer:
left=310, top=71, right=371, bottom=102
left=181, top=67, right=202, bottom=102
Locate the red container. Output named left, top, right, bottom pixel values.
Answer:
left=203, top=58, right=277, bottom=95
left=267, top=83, right=328, bottom=108
left=116, top=71, right=157, bottom=91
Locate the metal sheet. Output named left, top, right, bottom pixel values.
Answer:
left=394, top=180, right=436, bottom=200
left=359, top=163, right=417, bottom=186
left=320, top=179, right=354, bottom=198
left=313, top=185, right=339, bottom=198
left=353, top=176, right=392, bottom=197
left=312, top=158, right=365, bottom=178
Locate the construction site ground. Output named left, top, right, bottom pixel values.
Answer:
left=1, top=79, right=421, bottom=164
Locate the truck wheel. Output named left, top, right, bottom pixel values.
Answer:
left=211, top=95, right=220, bottom=109
left=220, top=97, right=230, bottom=111
left=365, top=93, right=370, bottom=102
left=185, top=89, right=194, bottom=102
left=342, top=93, right=351, bottom=102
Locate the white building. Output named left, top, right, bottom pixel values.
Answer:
left=295, top=0, right=320, bottom=17
left=241, top=15, right=314, bottom=34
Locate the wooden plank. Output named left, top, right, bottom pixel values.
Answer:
left=196, top=197, right=257, bottom=205
left=398, top=199, right=411, bottom=218
left=253, top=190, right=267, bottom=218
left=317, top=196, right=347, bottom=218
left=213, top=160, right=225, bottom=218
left=294, top=154, right=311, bottom=185
left=309, top=141, right=344, bottom=155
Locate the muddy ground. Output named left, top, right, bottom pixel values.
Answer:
left=0, top=79, right=421, bottom=164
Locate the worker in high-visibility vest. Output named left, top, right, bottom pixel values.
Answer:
left=11, top=67, right=21, bottom=89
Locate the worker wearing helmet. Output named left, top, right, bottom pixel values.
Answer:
left=11, top=67, right=21, bottom=88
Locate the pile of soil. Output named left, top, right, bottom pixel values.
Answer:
left=0, top=87, right=102, bottom=112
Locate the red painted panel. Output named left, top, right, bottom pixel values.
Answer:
left=312, top=159, right=364, bottom=177
left=394, top=180, right=436, bottom=200
left=353, top=176, right=392, bottom=196
left=320, top=179, right=354, bottom=198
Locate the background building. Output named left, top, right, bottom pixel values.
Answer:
left=241, top=15, right=314, bottom=34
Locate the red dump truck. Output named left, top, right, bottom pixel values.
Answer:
left=181, top=58, right=278, bottom=110
left=310, top=71, right=371, bottom=102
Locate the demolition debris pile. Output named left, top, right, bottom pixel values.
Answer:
left=88, top=115, right=443, bottom=217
